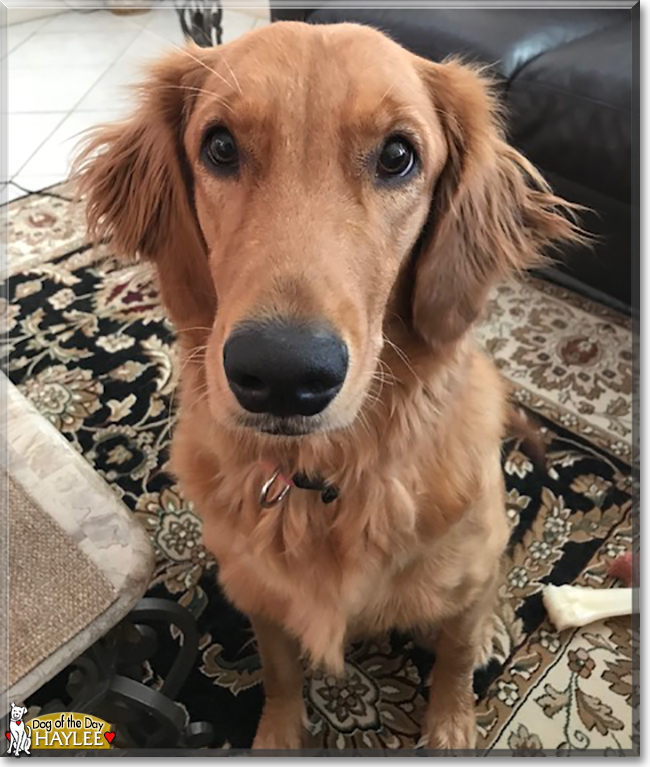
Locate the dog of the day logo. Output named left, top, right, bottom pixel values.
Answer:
left=5, top=707, right=114, bottom=755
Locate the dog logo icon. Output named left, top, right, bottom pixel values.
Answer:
left=5, top=703, right=31, bottom=757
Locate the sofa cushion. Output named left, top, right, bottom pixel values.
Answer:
left=509, top=22, right=633, bottom=205
left=301, top=7, right=627, bottom=81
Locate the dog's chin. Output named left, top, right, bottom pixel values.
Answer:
left=231, top=408, right=359, bottom=440
left=236, top=414, right=326, bottom=439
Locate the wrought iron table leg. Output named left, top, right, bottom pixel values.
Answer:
left=37, top=596, right=213, bottom=748
left=126, top=597, right=199, bottom=700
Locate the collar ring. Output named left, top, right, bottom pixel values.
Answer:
left=259, top=468, right=292, bottom=509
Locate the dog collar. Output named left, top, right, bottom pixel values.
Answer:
left=259, top=466, right=340, bottom=508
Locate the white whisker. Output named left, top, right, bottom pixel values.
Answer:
left=383, top=335, right=424, bottom=388
left=154, top=34, right=237, bottom=93
left=155, top=83, right=234, bottom=113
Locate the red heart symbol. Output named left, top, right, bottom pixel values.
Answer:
left=104, top=732, right=116, bottom=744
left=5, top=732, right=10, bottom=741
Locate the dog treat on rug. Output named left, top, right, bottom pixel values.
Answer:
left=542, top=584, right=635, bottom=631
left=608, top=551, right=634, bottom=587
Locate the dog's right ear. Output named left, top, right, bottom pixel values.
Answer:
left=73, top=47, right=216, bottom=326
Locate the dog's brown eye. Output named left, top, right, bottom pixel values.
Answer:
left=377, top=136, right=417, bottom=179
left=203, top=127, right=239, bottom=170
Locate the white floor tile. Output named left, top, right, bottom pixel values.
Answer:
left=119, top=16, right=187, bottom=67
left=139, top=7, right=256, bottom=48
left=6, top=112, right=68, bottom=180
left=2, top=183, right=28, bottom=204
left=10, top=27, right=140, bottom=70
left=142, top=7, right=189, bottom=42
left=75, top=61, right=143, bottom=115
left=9, top=176, right=67, bottom=198
left=19, top=111, right=122, bottom=180
left=5, top=16, right=51, bottom=55
left=8, top=66, right=108, bottom=113
left=49, top=0, right=106, bottom=10
left=241, top=2, right=271, bottom=21
left=38, top=8, right=148, bottom=34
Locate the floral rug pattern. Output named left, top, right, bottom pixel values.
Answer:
left=1, top=184, right=638, bottom=754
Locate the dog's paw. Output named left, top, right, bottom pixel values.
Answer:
left=423, top=709, right=477, bottom=752
left=252, top=704, right=303, bottom=750
left=252, top=727, right=302, bottom=750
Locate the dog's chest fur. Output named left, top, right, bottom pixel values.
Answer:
left=185, top=447, right=507, bottom=673
left=171, top=347, right=509, bottom=672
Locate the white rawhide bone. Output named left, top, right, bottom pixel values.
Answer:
left=542, top=585, right=635, bottom=631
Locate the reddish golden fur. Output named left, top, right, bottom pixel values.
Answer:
left=75, top=22, right=583, bottom=749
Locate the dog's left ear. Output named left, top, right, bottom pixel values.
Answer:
left=411, top=58, right=585, bottom=349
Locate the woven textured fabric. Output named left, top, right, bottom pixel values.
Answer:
left=7, top=476, right=116, bottom=688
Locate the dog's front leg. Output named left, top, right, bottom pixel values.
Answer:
left=251, top=614, right=304, bottom=750
left=422, top=585, right=497, bottom=752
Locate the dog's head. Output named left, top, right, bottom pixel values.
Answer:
left=75, top=22, right=582, bottom=439
left=9, top=704, right=27, bottom=722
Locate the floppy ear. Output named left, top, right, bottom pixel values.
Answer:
left=73, top=48, right=216, bottom=327
left=412, top=59, right=585, bottom=348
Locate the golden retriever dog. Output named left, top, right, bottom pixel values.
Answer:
left=75, top=21, right=582, bottom=750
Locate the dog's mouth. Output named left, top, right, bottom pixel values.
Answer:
left=236, top=413, right=325, bottom=438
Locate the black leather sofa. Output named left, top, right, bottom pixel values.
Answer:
left=269, top=5, right=637, bottom=313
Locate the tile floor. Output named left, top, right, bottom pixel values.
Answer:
left=3, top=6, right=269, bottom=203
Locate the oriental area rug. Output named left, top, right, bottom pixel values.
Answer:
left=1, top=184, right=638, bottom=754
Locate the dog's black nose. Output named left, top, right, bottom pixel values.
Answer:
left=223, top=321, right=348, bottom=417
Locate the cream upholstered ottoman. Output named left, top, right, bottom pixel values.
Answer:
left=1, top=374, right=154, bottom=705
